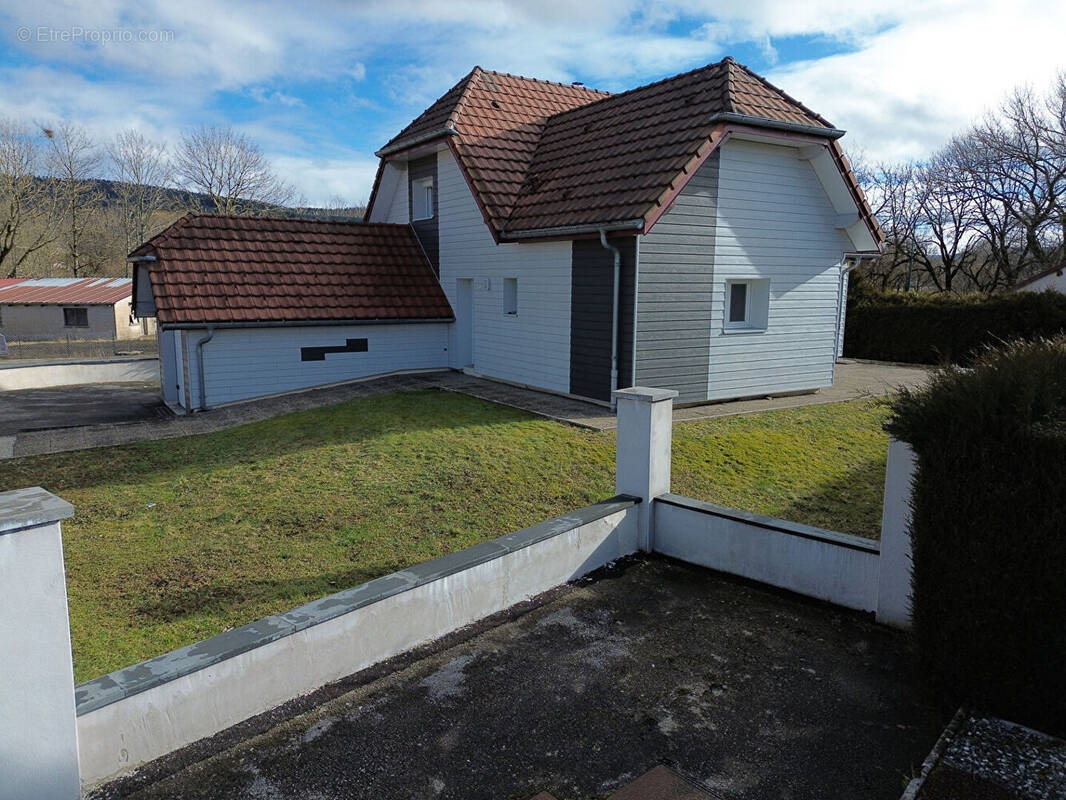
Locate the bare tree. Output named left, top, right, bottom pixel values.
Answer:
left=107, top=130, right=170, bottom=262
left=911, top=152, right=981, bottom=293
left=173, top=125, right=297, bottom=215
left=861, top=162, right=926, bottom=291
left=44, top=121, right=104, bottom=277
left=0, top=118, right=57, bottom=278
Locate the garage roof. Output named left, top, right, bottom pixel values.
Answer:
left=0, top=277, right=132, bottom=305
left=131, top=215, right=454, bottom=326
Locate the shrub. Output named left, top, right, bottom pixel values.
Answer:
left=886, top=337, right=1066, bottom=733
left=844, top=279, right=1066, bottom=364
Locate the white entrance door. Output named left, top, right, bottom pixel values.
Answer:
left=454, top=278, right=474, bottom=368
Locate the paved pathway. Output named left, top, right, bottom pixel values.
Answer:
left=1, top=362, right=929, bottom=459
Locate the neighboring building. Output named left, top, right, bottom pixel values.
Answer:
left=0, top=277, right=154, bottom=342
left=1014, top=264, right=1066, bottom=293
left=134, top=58, right=882, bottom=412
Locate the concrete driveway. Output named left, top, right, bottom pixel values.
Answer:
left=0, top=381, right=165, bottom=436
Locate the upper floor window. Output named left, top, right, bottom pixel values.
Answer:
left=503, top=278, right=518, bottom=316
left=412, top=177, right=435, bottom=220
left=63, top=307, right=89, bottom=328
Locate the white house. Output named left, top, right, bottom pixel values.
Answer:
left=133, top=58, right=882, bottom=412
left=1014, top=264, right=1066, bottom=293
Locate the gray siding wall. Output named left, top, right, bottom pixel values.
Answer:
left=408, top=155, right=439, bottom=274
left=709, top=139, right=851, bottom=400
left=569, top=237, right=635, bottom=401
left=0, top=303, right=119, bottom=341
left=437, top=148, right=573, bottom=394
left=179, top=323, right=449, bottom=409
left=634, top=151, right=719, bottom=403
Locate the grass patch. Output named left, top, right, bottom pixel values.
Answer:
left=1, top=390, right=889, bottom=682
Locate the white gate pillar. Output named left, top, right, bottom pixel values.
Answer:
left=877, top=439, right=917, bottom=628
left=614, top=387, right=678, bottom=551
left=0, top=487, right=80, bottom=798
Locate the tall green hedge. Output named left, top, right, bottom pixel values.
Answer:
left=887, top=338, right=1066, bottom=734
left=844, top=281, right=1066, bottom=364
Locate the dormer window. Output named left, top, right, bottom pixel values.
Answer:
left=412, top=177, right=435, bottom=220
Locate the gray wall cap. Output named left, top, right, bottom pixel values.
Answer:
left=612, top=387, right=679, bottom=403
left=0, top=487, right=74, bottom=534
left=75, top=494, right=639, bottom=715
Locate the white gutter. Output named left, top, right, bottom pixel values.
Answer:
left=195, top=327, right=215, bottom=412
left=834, top=252, right=879, bottom=360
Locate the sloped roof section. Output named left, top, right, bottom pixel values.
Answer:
left=378, top=67, right=609, bottom=232
left=132, top=215, right=454, bottom=326
left=505, top=58, right=838, bottom=233
left=372, top=58, right=882, bottom=246
left=0, top=277, right=132, bottom=305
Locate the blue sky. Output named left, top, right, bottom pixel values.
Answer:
left=1, top=1, right=1063, bottom=205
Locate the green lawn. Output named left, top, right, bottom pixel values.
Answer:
left=1, top=390, right=890, bottom=682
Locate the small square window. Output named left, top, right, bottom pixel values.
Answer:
left=63, top=307, right=89, bottom=328
left=503, top=278, right=518, bottom=316
left=412, top=177, right=434, bottom=220
left=723, top=280, right=769, bottom=331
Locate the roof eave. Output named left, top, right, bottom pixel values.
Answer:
left=375, top=127, right=459, bottom=158
left=708, top=112, right=845, bottom=139
left=159, top=316, right=456, bottom=331
left=499, top=218, right=645, bottom=242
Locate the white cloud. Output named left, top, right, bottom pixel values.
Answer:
left=270, top=154, right=381, bottom=207
left=767, top=0, right=1066, bottom=163
left=2, top=0, right=1064, bottom=200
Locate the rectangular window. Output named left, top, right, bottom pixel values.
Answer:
left=728, top=282, right=748, bottom=324
left=503, top=278, right=518, bottom=316
left=412, top=177, right=434, bottom=220
left=723, top=280, right=769, bottom=332
left=63, top=307, right=89, bottom=328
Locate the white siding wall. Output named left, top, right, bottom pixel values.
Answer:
left=708, top=139, right=850, bottom=400
left=368, top=161, right=409, bottom=224
left=180, top=323, right=449, bottom=409
left=437, top=148, right=573, bottom=394
left=1020, top=270, right=1066, bottom=293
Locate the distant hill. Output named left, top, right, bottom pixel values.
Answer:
left=36, top=176, right=367, bottom=221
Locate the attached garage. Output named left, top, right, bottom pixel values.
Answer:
left=131, top=215, right=454, bottom=412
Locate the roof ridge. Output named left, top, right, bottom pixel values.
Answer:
left=533, top=57, right=733, bottom=127
left=722, top=57, right=738, bottom=114
left=729, top=58, right=835, bottom=129
left=446, top=66, right=483, bottom=131
left=477, top=68, right=610, bottom=97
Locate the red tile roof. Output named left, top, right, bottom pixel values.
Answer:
left=380, top=67, right=609, bottom=233
left=0, top=277, right=132, bottom=305
left=132, top=215, right=454, bottom=326
left=372, top=58, right=882, bottom=246
left=0, top=278, right=26, bottom=289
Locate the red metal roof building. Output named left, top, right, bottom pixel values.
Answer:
left=0, top=278, right=133, bottom=305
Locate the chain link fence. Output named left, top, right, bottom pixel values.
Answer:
left=0, top=333, right=158, bottom=362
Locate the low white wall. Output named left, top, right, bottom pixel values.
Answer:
left=653, top=494, right=881, bottom=612
left=76, top=499, right=639, bottom=788
left=0, top=358, right=158, bottom=390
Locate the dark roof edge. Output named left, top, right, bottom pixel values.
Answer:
left=500, top=218, right=644, bottom=241
left=1014, top=263, right=1065, bottom=289
left=376, top=127, right=458, bottom=158
left=159, top=317, right=455, bottom=330
left=710, top=112, right=845, bottom=139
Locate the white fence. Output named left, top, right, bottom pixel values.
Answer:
left=0, top=386, right=915, bottom=796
